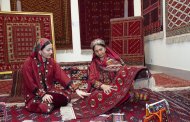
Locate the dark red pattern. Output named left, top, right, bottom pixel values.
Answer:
left=147, top=89, right=190, bottom=121
left=6, top=107, right=62, bottom=122
left=72, top=66, right=146, bottom=118
left=142, top=0, right=163, bottom=36
left=127, top=21, right=141, bottom=36
left=110, top=17, right=144, bottom=65
left=3, top=88, right=190, bottom=121
left=11, top=0, right=72, bottom=49
left=153, top=73, right=190, bottom=88
left=111, top=23, right=124, bottom=37
left=111, top=39, right=123, bottom=54
left=128, top=0, right=134, bottom=17
left=174, top=90, right=190, bottom=100
left=0, top=80, right=12, bottom=95
left=79, top=0, right=124, bottom=49
left=0, top=13, right=53, bottom=73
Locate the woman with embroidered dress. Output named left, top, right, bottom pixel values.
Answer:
left=22, top=38, right=90, bottom=114
left=61, top=38, right=150, bottom=120
left=88, top=38, right=125, bottom=94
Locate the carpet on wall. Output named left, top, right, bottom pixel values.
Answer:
left=153, top=73, right=190, bottom=88
left=78, top=0, right=125, bottom=49
left=165, top=0, right=190, bottom=43
left=0, top=80, right=12, bottom=95
left=142, top=0, right=163, bottom=36
left=10, top=0, right=72, bottom=49
left=0, top=12, right=55, bottom=73
left=110, top=17, right=145, bottom=65
left=1, top=88, right=190, bottom=121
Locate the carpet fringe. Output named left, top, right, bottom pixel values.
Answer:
left=152, top=86, right=190, bottom=91
left=166, top=33, right=190, bottom=44
left=6, top=102, right=25, bottom=107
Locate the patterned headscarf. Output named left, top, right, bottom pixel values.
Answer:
left=33, top=38, right=51, bottom=53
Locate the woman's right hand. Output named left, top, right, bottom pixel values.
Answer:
left=100, top=84, right=116, bottom=94
left=76, top=89, right=91, bottom=99
left=42, top=94, right=53, bottom=103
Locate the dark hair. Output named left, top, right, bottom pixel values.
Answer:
left=41, top=41, right=51, bottom=50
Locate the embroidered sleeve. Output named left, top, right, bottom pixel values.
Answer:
left=93, top=80, right=103, bottom=89
left=33, top=88, right=46, bottom=97
left=66, top=81, right=80, bottom=92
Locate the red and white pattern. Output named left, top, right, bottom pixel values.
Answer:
left=72, top=66, right=146, bottom=119
left=110, top=17, right=144, bottom=65
left=166, top=0, right=190, bottom=37
left=0, top=12, right=54, bottom=73
left=7, top=23, right=40, bottom=63
left=11, top=0, right=72, bottom=49
left=142, top=0, right=163, bottom=36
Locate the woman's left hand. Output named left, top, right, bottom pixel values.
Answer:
left=76, top=89, right=91, bottom=99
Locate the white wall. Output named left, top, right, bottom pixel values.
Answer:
left=56, top=0, right=92, bottom=62
left=134, top=0, right=141, bottom=16
left=58, top=0, right=140, bottom=63
left=3, top=0, right=190, bottom=71
left=1, top=0, right=10, bottom=11
left=143, top=0, right=190, bottom=71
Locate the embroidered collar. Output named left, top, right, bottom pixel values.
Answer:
left=34, top=56, right=49, bottom=90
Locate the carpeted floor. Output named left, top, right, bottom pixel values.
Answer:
left=1, top=73, right=190, bottom=121
left=175, top=89, right=190, bottom=100
left=153, top=73, right=190, bottom=88
left=1, top=88, right=190, bottom=122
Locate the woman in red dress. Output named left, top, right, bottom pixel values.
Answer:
left=62, top=39, right=150, bottom=120
left=22, top=38, right=90, bottom=113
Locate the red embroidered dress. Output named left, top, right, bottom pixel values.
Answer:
left=70, top=47, right=149, bottom=118
left=88, top=47, right=124, bottom=90
left=22, top=38, right=75, bottom=113
left=90, top=57, right=122, bottom=88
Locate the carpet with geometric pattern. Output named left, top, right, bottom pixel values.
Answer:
left=153, top=73, right=190, bottom=88
left=1, top=88, right=190, bottom=122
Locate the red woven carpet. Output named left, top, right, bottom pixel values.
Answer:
left=153, top=73, right=190, bottom=88
left=0, top=12, right=54, bottom=72
left=166, top=0, right=190, bottom=37
left=78, top=0, right=125, bottom=49
left=3, top=88, right=190, bottom=122
left=0, top=80, right=12, bottom=95
left=142, top=0, right=163, bottom=36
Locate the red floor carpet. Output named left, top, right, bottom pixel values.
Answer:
left=153, top=73, right=190, bottom=88
left=1, top=74, right=190, bottom=121
left=1, top=88, right=190, bottom=122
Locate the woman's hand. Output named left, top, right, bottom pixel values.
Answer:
left=76, top=89, right=91, bottom=99
left=101, top=84, right=115, bottom=94
left=42, top=94, right=53, bottom=103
